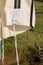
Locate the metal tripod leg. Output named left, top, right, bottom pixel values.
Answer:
left=1, top=12, right=4, bottom=65
left=12, top=25, right=19, bottom=65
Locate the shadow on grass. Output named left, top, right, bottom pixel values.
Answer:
left=35, top=0, right=43, bottom=2
left=36, top=12, right=43, bottom=14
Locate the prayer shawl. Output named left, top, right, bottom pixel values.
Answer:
left=0, top=0, right=35, bottom=40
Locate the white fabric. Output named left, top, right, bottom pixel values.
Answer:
left=0, top=0, right=35, bottom=39
left=5, top=0, right=30, bottom=26
left=6, top=9, right=30, bottom=26
left=32, top=5, right=35, bottom=27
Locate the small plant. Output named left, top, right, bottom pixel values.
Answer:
left=24, top=45, right=41, bottom=65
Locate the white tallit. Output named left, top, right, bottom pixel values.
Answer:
left=0, top=0, right=35, bottom=40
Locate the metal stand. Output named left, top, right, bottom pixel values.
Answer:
left=12, top=24, right=19, bottom=65
left=1, top=12, right=4, bottom=65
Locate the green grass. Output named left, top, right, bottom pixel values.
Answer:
left=3, top=1, right=43, bottom=65
left=35, top=1, right=43, bottom=32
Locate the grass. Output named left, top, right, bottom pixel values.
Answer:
left=0, top=1, right=43, bottom=65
